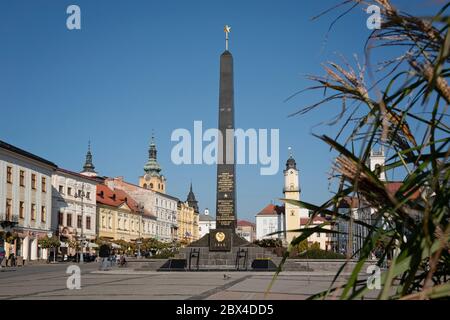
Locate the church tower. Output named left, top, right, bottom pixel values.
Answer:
left=283, top=148, right=302, bottom=244
left=368, top=147, right=386, bottom=181
left=80, top=141, right=97, bottom=177
left=186, top=183, right=199, bottom=213
left=139, top=134, right=166, bottom=193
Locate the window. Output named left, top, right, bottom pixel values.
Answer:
left=20, top=170, right=25, bottom=186
left=77, top=215, right=82, bottom=228
left=86, top=217, right=91, bottom=230
left=67, top=187, right=72, bottom=196
left=102, top=216, right=105, bottom=228
left=67, top=213, right=72, bottom=227
left=58, top=212, right=64, bottom=225
left=150, top=183, right=154, bottom=189
left=59, top=185, right=64, bottom=194
left=6, top=199, right=12, bottom=220
left=317, top=232, right=321, bottom=238
left=31, top=204, right=36, bottom=220
left=42, top=177, right=46, bottom=192
left=41, top=206, right=46, bottom=222
left=31, top=174, right=36, bottom=189
left=6, top=166, right=12, bottom=183
left=108, top=217, right=112, bottom=229
left=86, top=192, right=90, bottom=200
left=143, top=183, right=147, bottom=189
left=19, top=201, right=25, bottom=219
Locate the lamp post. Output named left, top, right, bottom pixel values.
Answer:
left=74, top=183, right=85, bottom=263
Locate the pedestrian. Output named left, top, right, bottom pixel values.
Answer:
left=0, top=247, right=5, bottom=269
left=98, top=244, right=111, bottom=271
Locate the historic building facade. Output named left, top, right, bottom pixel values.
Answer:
left=0, top=140, right=56, bottom=262
left=96, top=184, right=143, bottom=242
left=255, top=204, right=285, bottom=240
left=177, top=200, right=199, bottom=244
left=52, top=167, right=97, bottom=255
left=104, top=177, right=158, bottom=240
left=237, top=220, right=256, bottom=243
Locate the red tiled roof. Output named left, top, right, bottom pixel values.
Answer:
left=96, top=184, right=139, bottom=213
left=255, top=204, right=285, bottom=216
left=386, top=182, right=421, bottom=200
left=237, top=220, right=255, bottom=227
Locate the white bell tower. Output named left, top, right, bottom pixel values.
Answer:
left=283, top=147, right=302, bottom=244
left=368, top=147, right=386, bottom=181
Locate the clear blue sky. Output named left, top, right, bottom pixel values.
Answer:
left=0, top=0, right=438, bottom=222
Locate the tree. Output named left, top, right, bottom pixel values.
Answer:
left=38, top=236, right=61, bottom=249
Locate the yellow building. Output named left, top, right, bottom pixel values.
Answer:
left=96, top=184, right=142, bottom=243
left=177, top=201, right=199, bottom=244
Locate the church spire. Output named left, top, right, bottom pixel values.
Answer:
left=144, top=132, right=162, bottom=177
left=186, top=182, right=199, bottom=213
left=81, top=140, right=97, bottom=176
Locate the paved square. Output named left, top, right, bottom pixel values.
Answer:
left=0, top=264, right=378, bottom=300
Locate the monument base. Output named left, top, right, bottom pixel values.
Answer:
left=177, top=234, right=279, bottom=271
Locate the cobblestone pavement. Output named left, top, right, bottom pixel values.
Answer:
left=0, top=264, right=379, bottom=300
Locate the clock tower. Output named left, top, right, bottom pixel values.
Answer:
left=283, top=148, right=303, bottom=244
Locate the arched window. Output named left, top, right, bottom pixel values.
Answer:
left=143, top=183, right=147, bottom=189
left=150, top=183, right=154, bottom=189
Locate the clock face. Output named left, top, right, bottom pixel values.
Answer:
left=144, top=174, right=151, bottom=181
left=290, top=170, right=293, bottom=174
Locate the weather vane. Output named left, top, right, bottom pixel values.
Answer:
left=224, top=25, right=231, bottom=50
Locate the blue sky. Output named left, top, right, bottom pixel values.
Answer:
left=0, top=0, right=439, bottom=222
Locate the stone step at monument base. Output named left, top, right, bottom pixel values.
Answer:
left=177, top=246, right=280, bottom=271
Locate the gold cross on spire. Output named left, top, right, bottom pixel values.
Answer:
left=224, top=25, right=231, bottom=50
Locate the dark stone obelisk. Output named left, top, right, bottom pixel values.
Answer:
left=215, top=50, right=236, bottom=230
left=209, top=49, right=237, bottom=251
left=187, top=26, right=248, bottom=252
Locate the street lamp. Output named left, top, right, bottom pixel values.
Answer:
left=74, top=183, right=85, bottom=263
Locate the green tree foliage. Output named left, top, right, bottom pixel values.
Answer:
left=38, top=236, right=61, bottom=249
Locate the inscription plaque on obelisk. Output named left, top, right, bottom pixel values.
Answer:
left=210, top=25, right=236, bottom=251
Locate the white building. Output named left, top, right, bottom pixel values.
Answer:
left=0, top=140, right=57, bottom=262
left=198, top=208, right=216, bottom=238
left=153, top=192, right=178, bottom=242
left=52, top=168, right=97, bottom=255
left=255, top=204, right=285, bottom=240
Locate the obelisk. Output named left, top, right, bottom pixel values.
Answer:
left=210, top=25, right=237, bottom=251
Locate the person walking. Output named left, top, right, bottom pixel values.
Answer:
left=98, top=244, right=111, bottom=271
left=0, top=247, right=5, bottom=269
